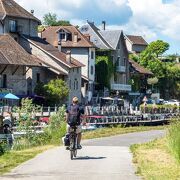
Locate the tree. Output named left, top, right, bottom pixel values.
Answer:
left=44, top=79, right=69, bottom=105
left=146, top=40, right=169, bottom=57
left=43, top=13, right=71, bottom=26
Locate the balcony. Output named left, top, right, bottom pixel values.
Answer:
left=116, top=66, right=126, bottom=73
left=111, top=84, right=131, bottom=91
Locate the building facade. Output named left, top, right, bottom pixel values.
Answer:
left=80, top=21, right=131, bottom=96
left=125, top=35, right=148, bottom=54
left=0, top=0, right=84, bottom=104
left=41, top=26, right=96, bottom=103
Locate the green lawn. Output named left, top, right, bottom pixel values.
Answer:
left=131, top=138, right=180, bottom=180
left=82, top=124, right=168, bottom=139
left=0, top=145, right=55, bottom=175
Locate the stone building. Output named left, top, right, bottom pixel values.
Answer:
left=41, top=26, right=96, bottom=103
left=0, top=34, right=39, bottom=96
left=0, top=0, right=84, bottom=104
left=80, top=21, right=131, bottom=97
left=125, top=35, right=148, bottom=54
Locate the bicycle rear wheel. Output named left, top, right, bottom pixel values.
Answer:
left=70, top=150, right=74, bottom=160
left=73, top=149, right=77, bottom=157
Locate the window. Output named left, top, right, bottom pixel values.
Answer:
left=76, top=80, right=78, bottom=90
left=117, top=57, right=120, bottom=66
left=2, top=74, right=7, bottom=88
left=111, top=55, right=114, bottom=63
left=123, top=58, right=126, bottom=66
left=90, top=66, right=94, bottom=75
left=36, top=73, right=40, bottom=83
left=59, top=30, right=66, bottom=41
left=91, top=51, right=94, bottom=59
left=9, top=20, right=17, bottom=33
left=74, top=79, right=78, bottom=90
left=69, top=80, right=71, bottom=89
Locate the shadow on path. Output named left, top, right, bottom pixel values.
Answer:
left=74, top=156, right=106, bottom=160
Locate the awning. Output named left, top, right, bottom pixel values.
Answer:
left=0, top=93, right=20, bottom=100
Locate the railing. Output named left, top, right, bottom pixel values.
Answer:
left=111, top=84, right=131, bottom=91
left=84, top=113, right=179, bottom=125
left=0, top=88, right=13, bottom=93
left=116, top=66, right=126, bottom=73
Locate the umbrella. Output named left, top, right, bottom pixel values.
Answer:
left=0, top=93, right=19, bottom=100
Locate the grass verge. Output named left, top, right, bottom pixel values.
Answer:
left=0, top=124, right=168, bottom=175
left=83, top=124, right=168, bottom=139
left=130, top=138, right=180, bottom=180
left=0, top=145, right=55, bottom=175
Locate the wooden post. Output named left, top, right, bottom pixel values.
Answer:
left=55, top=105, right=57, bottom=114
left=48, top=106, right=50, bottom=116
left=41, top=106, right=43, bottom=116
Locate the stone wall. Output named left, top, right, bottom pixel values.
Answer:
left=4, top=17, right=38, bottom=37
left=0, top=65, right=28, bottom=95
left=20, top=37, right=82, bottom=104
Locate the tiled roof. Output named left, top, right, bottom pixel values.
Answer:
left=0, top=34, right=40, bottom=66
left=87, top=21, right=112, bottom=49
left=0, top=0, right=40, bottom=23
left=100, top=30, right=122, bottom=50
left=42, top=26, right=95, bottom=48
left=22, top=35, right=84, bottom=68
left=126, top=35, right=148, bottom=45
left=129, top=59, right=153, bottom=75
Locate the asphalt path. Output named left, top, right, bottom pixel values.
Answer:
left=1, top=130, right=165, bottom=180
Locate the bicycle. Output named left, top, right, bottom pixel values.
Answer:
left=69, top=126, right=78, bottom=160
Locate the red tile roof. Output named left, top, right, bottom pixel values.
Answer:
left=129, top=59, right=153, bottom=75
left=0, top=34, right=40, bottom=66
left=126, top=35, right=148, bottom=45
left=22, top=35, right=85, bottom=68
left=0, top=0, right=40, bottom=23
left=42, top=26, right=95, bottom=48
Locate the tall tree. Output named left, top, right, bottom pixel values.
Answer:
left=43, top=13, right=71, bottom=26
left=146, top=40, right=169, bottom=57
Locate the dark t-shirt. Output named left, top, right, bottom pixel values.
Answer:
left=66, top=104, right=84, bottom=125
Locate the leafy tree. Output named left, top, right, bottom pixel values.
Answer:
left=134, top=39, right=180, bottom=99
left=146, top=40, right=169, bottom=57
left=43, top=13, right=71, bottom=26
left=129, top=54, right=139, bottom=62
left=44, top=79, right=69, bottom=105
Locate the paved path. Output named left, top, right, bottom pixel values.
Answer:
left=1, top=130, right=165, bottom=180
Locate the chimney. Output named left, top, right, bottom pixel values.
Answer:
left=102, top=21, right=106, bottom=30
left=66, top=50, right=71, bottom=63
left=30, top=10, right=34, bottom=15
left=84, top=34, right=90, bottom=41
left=74, top=32, right=78, bottom=43
left=58, top=41, right=62, bottom=52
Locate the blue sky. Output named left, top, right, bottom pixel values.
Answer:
left=16, top=0, right=180, bottom=55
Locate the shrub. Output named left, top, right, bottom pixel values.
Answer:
left=167, top=119, right=180, bottom=163
left=0, top=142, right=8, bottom=155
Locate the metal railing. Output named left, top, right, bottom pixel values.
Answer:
left=116, top=66, right=126, bottom=73
left=111, top=84, right=131, bottom=91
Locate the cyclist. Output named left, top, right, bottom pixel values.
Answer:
left=65, top=96, right=84, bottom=149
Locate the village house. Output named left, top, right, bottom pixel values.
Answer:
left=41, top=26, right=96, bottom=103
left=80, top=21, right=131, bottom=98
left=0, top=0, right=40, bottom=97
left=125, top=35, right=148, bottom=54
left=0, top=0, right=84, bottom=104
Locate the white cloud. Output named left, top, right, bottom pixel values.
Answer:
left=15, top=0, right=180, bottom=50
left=126, top=0, right=180, bottom=40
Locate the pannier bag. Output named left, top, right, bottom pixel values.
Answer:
left=63, top=133, right=70, bottom=146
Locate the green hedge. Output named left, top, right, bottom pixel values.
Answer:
left=140, top=104, right=179, bottom=113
